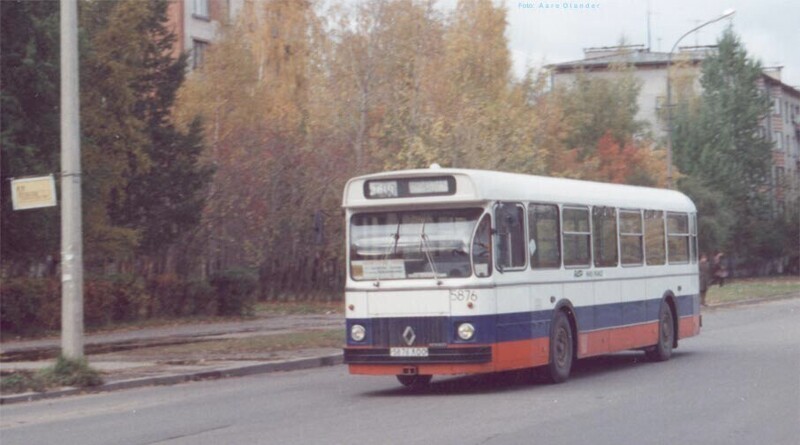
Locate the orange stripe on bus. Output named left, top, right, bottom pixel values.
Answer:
left=348, top=317, right=701, bottom=377
left=578, top=322, right=659, bottom=358
left=679, top=315, right=701, bottom=338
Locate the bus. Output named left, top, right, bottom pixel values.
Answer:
left=342, top=167, right=701, bottom=387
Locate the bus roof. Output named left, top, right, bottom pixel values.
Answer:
left=343, top=168, right=696, bottom=213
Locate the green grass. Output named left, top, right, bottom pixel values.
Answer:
left=253, top=301, right=342, bottom=315
left=105, top=329, right=344, bottom=361
left=0, top=371, right=46, bottom=394
left=707, top=276, right=800, bottom=305
left=0, top=356, right=103, bottom=395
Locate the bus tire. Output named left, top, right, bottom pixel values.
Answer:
left=546, top=310, right=574, bottom=384
left=646, top=300, right=674, bottom=362
left=396, top=374, right=432, bottom=389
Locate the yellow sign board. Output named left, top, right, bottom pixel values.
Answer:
left=11, top=175, right=57, bottom=210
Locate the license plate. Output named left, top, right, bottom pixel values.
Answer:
left=390, top=347, right=429, bottom=357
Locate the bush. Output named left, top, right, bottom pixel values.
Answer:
left=210, top=268, right=257, bottom=316
left=146, top=275, right=218, bottom=317
left=84, top=275, right=148, bottom=326
left=0, top=278, right=59, bottom=337
left=186, top=279, right=217, bottom=316
left=148, top=274, right=186, bottom=317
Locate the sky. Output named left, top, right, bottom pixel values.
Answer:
left=502, top=0, right=800, bottom=87
left=341, top=0, right=799, bottom=87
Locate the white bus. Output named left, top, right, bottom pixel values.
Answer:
left=342, top=167, right=701, bottom=387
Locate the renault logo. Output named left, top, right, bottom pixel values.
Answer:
left=402, top=326, right=416, bottom=346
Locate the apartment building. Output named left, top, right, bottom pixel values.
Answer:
left=166, top=0, right=246, bottom=70
left=761, top=70, right=800, bottom=213
left=548, top=45, right=800, bottom=213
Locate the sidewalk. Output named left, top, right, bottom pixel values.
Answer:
left=0, top=313, right=345, bottom=405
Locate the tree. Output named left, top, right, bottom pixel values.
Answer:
left=106, top=0, right=212, bottom=275
left=0, top=0, right=61, bottom=275
left=557, top=62, right=646, bottom=157
left=79, top=0, right=152, bottom=265
left=436, top=0, right=516, bottom=168
left=671, top=27, right=774, bottom=262
left=176, top=0, right=323, bottom=279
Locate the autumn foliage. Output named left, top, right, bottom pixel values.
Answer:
left=2, top=0, right=670, bottom=301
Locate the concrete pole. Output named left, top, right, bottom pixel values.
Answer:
left=60, top=0, right=84, bottom=359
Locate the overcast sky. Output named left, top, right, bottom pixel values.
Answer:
left=502, top=0, right=800, bottom=87
left=342, top=0, right=799, bottom=87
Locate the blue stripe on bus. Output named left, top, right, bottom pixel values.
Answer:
left=346, top=294, right=698, bottom=346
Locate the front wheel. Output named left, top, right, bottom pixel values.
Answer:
left=646, top=300, right=674, bottom=362
left=546, top=310, right=574, bottom=383
left=396, top=374, right=432, bottom=389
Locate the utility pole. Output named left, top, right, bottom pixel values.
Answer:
left=60, top=0, right=84, bottom=359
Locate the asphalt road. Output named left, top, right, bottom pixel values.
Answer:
left=1, top=298, right=798, bottom=445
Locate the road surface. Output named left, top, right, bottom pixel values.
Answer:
left=1, top=298, right=798, bottom=445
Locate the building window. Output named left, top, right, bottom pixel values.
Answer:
left=193, top=0, right=209, bottom=18
left=776, top=166, right=785, bottom=186
left=192, top=39, right=208, bottom=70
left=786, top=101, right=790, bottom=123
left=773, top=97, right=781, bottom=115
left=774, top=132, right=783, bottom=150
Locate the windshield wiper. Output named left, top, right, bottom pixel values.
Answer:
left=391, top=219, right=401, bottom=255
left=420, top=222, right=442, bottom=285
left=375, top=220, right=402, bottom=288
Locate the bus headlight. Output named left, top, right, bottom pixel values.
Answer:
left=457, top=323, right=475, bottom=341
left=351, top=324, right=366, bottom=342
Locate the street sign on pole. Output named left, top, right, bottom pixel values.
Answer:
left=10, top=175, right=57, bottom=210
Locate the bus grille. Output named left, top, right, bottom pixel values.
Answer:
left=371, top=317, right=447, bottom=347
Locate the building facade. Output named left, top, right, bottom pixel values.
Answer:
left=548, top=45, right=800, bottom=216
left=166, top=0, right=246, bottom=70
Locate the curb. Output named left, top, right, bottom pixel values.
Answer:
left=705, top=292, right=799, bottom=310
left=0, top=352, right=343, bottom=406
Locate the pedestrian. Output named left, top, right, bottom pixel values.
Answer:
left=711, top=252, right=727, bottom=287
left=699, top=253, right=710, bottom=306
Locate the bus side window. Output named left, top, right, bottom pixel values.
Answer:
left=667, top=212, right=690, bottom=264
left=528, top=203, right=561, bottom=268
left=593, top=206, right=618, bottom=268
left=563, top=206, right=591, bottom=267
left=619, top=209, right=644, bottom=266
left=645, top=210, right=666, bottom=265
left=495, top=203, right=526, bottom=271
left=690, top=213, right=698, bottom=263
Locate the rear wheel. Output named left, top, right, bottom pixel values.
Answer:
left=646, top=300, right=674, bottom=362
left=396, top=374, right=432, bottom=389
left=546, top=310, right=574, bottom=383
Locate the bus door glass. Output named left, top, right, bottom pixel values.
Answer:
left=494, top=202, right=527, bottom=272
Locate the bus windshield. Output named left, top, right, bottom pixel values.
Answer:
left=350, top=208, right=483, bottom=281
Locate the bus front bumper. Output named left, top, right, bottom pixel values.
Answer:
left=343, top=346, right=492, bottom=365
